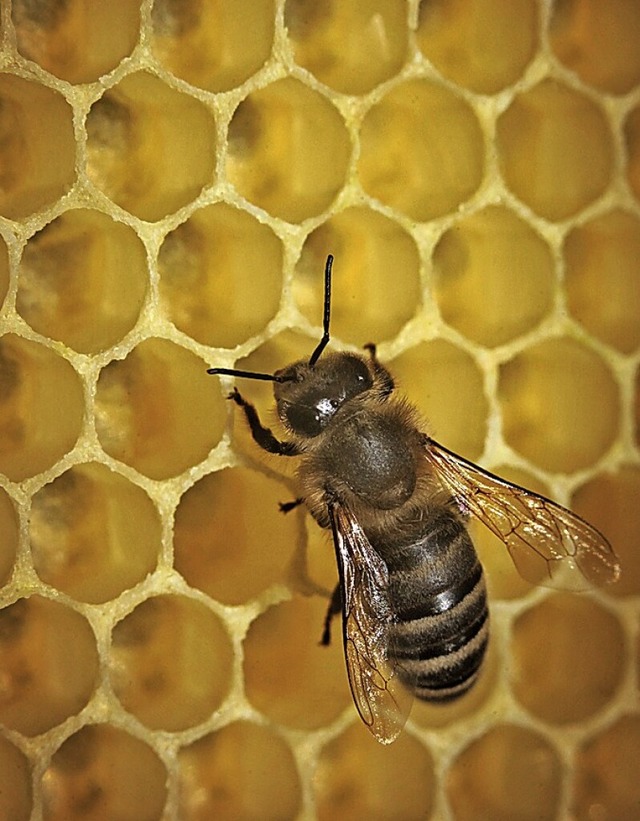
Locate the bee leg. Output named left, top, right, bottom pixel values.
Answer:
left=228, top=387, right=300, bottom=456
left=278, top=498, right=304, bottom=513
left=364, top=343, right=394, bottom=396
left=320, top=584, right=342, bottom=646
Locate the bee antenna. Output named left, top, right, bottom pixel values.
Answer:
left=308, top=254, right=333, bottom=367
left=207, top=367, right=294, bottom=384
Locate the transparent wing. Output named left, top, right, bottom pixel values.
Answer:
left=328, top=502, right=414, bottom=745
left=423, top=437, right=620, bottom=591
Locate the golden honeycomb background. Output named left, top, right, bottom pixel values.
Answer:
left=1, top=0, right=639, bottom=818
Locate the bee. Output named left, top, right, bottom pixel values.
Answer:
left=208, top=254, right=620, bottom=744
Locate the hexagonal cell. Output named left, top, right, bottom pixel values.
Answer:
left=174, top=467, right=297, bottom=606
left=446, top=724, right=562, bottom=820
left=151, top=0, right=274, bottom=92
left=17, top=209, right=148, bottom=354
left=358, top=79, right=484, bottom=221
left=0, top=736, right=31, bottom=821
left=433, top=206, right=555, bottom=348
left=30, top=463, right=161, bottom=604
left=243, top=596, right=350, bottom=731
left=315, top=724, right=435, bottom=819
left=12, top=0, right=141, bottom=85
left=0, top=235, right=9, bottom=309
left=226, top=78, right=351, bottom=223
left=572, top=467, right=640, bottom=598
left=623, top=104, right=640, bottom=206
left=0, top=75, right=75, bottom=221
left=178, top=722, right=302, bottom=820
left=86, top=72, right=216, bottom=221
left=0, top=596, right=99, bottom=736
left=158, top=203, right=283, bottom=348
left=95, top=338, right=226, bottom=480
left=294, top=208, right=421, bottom=345
left=42, top=725, right=167, bottom=821
left=285, top=0, right=408, bottom=95
left=109, top=595, right=233, bottom=732
left=572, top=715, right=640, bottom=820
left=550, top=0, right=640, bottom=96
left=496, top=79, right=613, bottom=222
left=417, top=0, right=538, bottom=94
left=510, top=593, right=624, bottom=724
left=0, top=335, right=84, bottom=482
left=564, top=209, right=640, bottom=353
left=498, top=337, right=619, bottom=473
left=0, top=487, right=19, bottom=588
left=389, top=340, right=489, bottom=461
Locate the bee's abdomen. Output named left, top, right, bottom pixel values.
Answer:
left=382, top=509, right=489, bottom=702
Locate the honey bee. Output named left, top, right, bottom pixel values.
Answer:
left=208, top=254, right=620, bottom=744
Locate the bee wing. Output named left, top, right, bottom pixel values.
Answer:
left=328, top=502, right=414, bottom=745
left=423, top=437, right=620, bottom=591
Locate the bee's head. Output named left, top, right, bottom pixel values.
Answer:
left=274, top=352, right=373, bottom=437
left=208, top=254, right=379, bottom=437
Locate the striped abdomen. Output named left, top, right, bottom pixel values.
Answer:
left=380, top=506, right=489, bottom=702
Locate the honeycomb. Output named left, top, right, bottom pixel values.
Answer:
left=1, top=0, right=639, bottom=818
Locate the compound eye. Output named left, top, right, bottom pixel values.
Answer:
left=284, top=402, right=324, bottom=436
left=341, top=357, right=373, bottom=395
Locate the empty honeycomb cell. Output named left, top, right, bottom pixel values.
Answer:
left=109, top=595, right=233, bottom=732
left=294, top=208, right=421, bottom=345
left=177, top=722, right=302, bottom=820
left=0, top=735, right=31, bottom=821
left=358, top=79, right=484, bottom=221
left=17, top=209, right=148, bottom=354
left=95, top=338, right=226, bottom=480
left=151, top=0, right=274, bottom=93
left=42, top=724, right=167, bottom=821
left=564, top=209, right=640, bottom=353
left=12, top=0, right=141, bottom=85
left=0, top=596, right=99, bottom=736
left=496, top=79, right=613, bottom=222
left=174, top=467, right=297, bottom=606
left=226, top=78, right=351, bottom=223
left=29, top=462, right=161, bottom=605
left=445, top=723, right=562, bottom=821
left=572, top=467, right=640, bottom=597
left=315, top=724, right=435, bottom=819
left=473, top=466, right=550, bottom=600
left=433, top=205, right=555, bottom=348
left=86, top=71, right=216, bottom=222
left=243, top=595, right=350, bottom=731
left=0, top=334, right=84, bottom=482
left=625, top=105, right=640, bottom=203
left=498, top=337, right=619, bottom=474
left=0, top=235, right=8, bottom=308
left=0, top=75, right=75, bottom=221
left=390, top=340, right=488, bottom=460
left=510, top=593, right=624, bottom=724
left=285, top=0, right=407, bottom=95
left=550, top=0, right=640, bottom=96
left=572, top=714, right=640, bottom=819
left=417, top=0, right=538, bottom=94
left=0, top=487, right=19, bottom=588
left=158, top=202, right=283, bottom=348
